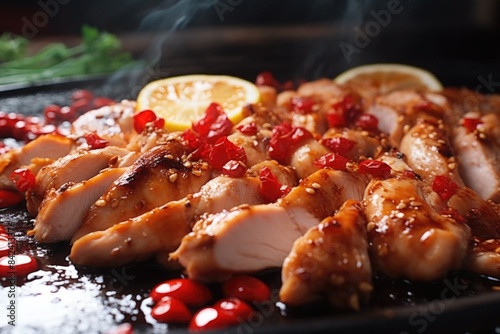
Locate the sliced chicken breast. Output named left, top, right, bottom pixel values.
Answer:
left=280, top=200, right=372, bottom=310
left=464, top=237, right=500, bottom=278
left=31, top=167, right=126, bottom=243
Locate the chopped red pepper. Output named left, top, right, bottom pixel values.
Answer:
left=326, top=112, right=347, bottom=128
left=10, top=168, right=36, bottom=192
left=258, top=167, right=291, bottom=203
left=320, top=137, right=356, bottom=155
left=221, top=160, right=247, bottom=178
left=269, top=122, right=313, bottom=164
left=84, top=133, right=109, bottom=149
left=358, top=160, right=392, bottom=178
left=133, top=110, right=164, bottom=133
left=0, top=189, right=25, bottom=208
left=441, top=207, right=467, bottom=225
left=209, top=137, right=247, bottom=171
left=313, top=153, right=349, bottom=171
left=432, top=175, right=460, bottom=201
left=237, top=122, right=258, bottom=136
left=463, top=117, right=483, bottom=133
left=192, top=103, right=233, bottom=144
left=290, top=96, right=316, bottom=114
left=354, top=114, right=379, bottom=131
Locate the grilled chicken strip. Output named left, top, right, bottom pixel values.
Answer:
left=172, top=168, right=369, bottom=281
left=25, top=146, right=133, bottom=216
left=70, top=100, right=136, bottom=148
left=452, top=114, right=500, bottom=202
left=400, top=118, right=463, bottom=185
left=464, top=237, right=500, bottom=278
left=0, top=134, right=74, bottom=190
left=70, top=161, right=298, bottom=267
left=280, top=200, right=372, bottom=310
left=31, top=168, right=126, bottom=243
left=72, top=141, right=211, bottom=242
left=364, top=172, right=471, bottom=281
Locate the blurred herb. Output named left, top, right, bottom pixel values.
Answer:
left=0, top=25, right=143, bottom=85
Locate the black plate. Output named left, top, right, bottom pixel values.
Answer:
left=1, top=67, right=500, bottom=334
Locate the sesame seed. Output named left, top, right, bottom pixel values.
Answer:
left=239, top=203, right=250, bottom=209
left=403, top=124, right=410, bottom=133
left=448, top=163, right=456, bottom=170
left=169, top=173, right=178, bottom=183
left=110, top=198, right=120, bottom=208
left=358, top=282, right=374, bottom=293
left=306, top=187, right=316, bottom=194
left=495, top=247, right=500, bottom=254
left=479, top=133, right=486, bottom=139
left=409, top=197, right=416, bottom=201
left=396, top=202, right=407, bottom=210
left=395, top=212, right=405, bottom=218
left=262, top=123, right=272, bottom=129
left=201, top=162, right=210, bottom=170
left=312, top=182, right=321, bottom=189
left=192, top=169, right=202, bottom=177
left=165, top=154, right=174, bottom=160
left=183, top=161, right=192, bottom=168
left=367, top=222, right=376, bottom=232
left=410, top=201, right=423, bottom=207
left=485, top=239, right=495, bottom=244
left=95, top=199, right=107, bottom=207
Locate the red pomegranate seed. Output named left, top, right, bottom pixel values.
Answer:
left=290, top=96, right=316, bottom=114
left=189, top=307, right=240, bottom=331
left=320, top=137, right=356, bottom=155
left=463, top=117, right=483, bottom=133
left=313, top=153, right=349, bottom=171
left=0, top=254, right=38, bottom=277
left=133, top=110, right=164, bottom=133
left=192, top=103, right=233, bottom=144
left=150, top=278, right=212, bottom=307
left=84, top=133, right=109, bottom=149
left=0, top=119, right=12, bottom=138
left=12, top=121, right=29, bottom=141
left=10, top=168, right=36, bottom=192
left=209, top=137, right=247, bottom=171
left=0, top=235, right=12, bottom=257
left=432, top=175, right=460, bottom=201
left=71, top=99, right=92, bottom=116
left=255, top=71, right=280, bottom=90
left=151, top=296, right=192, bottom=323
left=402, top=170, right=418, bottom=180
left=57, top=106, right=77, bottom=122
left=106, top=323, right=134, bottom=334
left=258, top=167, right=290, bottom=203
left=269, top=123, right=313, bottom=164
left=354, top=114, right=379, bottom=131
left=222, top=275, right=271, bottom=303
left=213, top=298, right=254, bottom=320
left=358, top=160, right=392, bottom=178
left=0, top=189, right=25, bottom=208
left=72, top=89, right=94, bottom=102
left=237, top=122, right=258, bottom=136
left=222, top=160, right=247, bottom=178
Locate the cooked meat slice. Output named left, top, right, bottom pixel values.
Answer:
left=364, top=175, right=471, bottom=281
left=280, top=200, right=372, bottom=310
left=400, top=118, right=463, bottom=185
left=366, top=103, right=406, bottom=147
left=26, top=146, right=132, bottom=216
left=172, top=168, right=368, bottom=281
left=0, top=134, right=75, bottom=190
left=72, top=142, right=211, bottom=241
left=296, top=79, right=348, bottom=104
left=70, top=100, right=135, bottom=148
left=289, top=139, right=330, bottom=179
left=464, top=237, right=500, bottom=278
left=70, top=160, right=298, bottom=267
left=452, top=120, right=500, bottom=202
left=31, top=168, right=126, bottom=243
left=323, top=128, right=384, bottom=161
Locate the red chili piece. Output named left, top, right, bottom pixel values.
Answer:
left=222, top=160, right=247, bottom=178
left=237, top=122, right=258, bottom=136
left=313, top=153, right=349, bottom=171
left=222, top=275, right=271, bottom=303
left=327, top=95, right=362, bottom=128
left=290, top=96, right=316, bottom=114
left=10, top=168, right=36, bottom=192
left=255, top=71, right=280, bottom=90
left=463, top=117, right=483, bottom=133
left=151, top=296, right=192, bottom=323
left=84, top=133, right=109, bottom=149
left=258, top=167, right=291, bottom=203
left=432, top=175, right=460, bottom=201
left=354, top=113, right=379, bottom=131
left=192, top=103, right=233, bottom=144
left=133, top=110, right=165, bottom=133
left=320, top=137, right=356, bottom=155
left=209, top=137, right=247, bottom=171
left=269, top=122, right=313, bottom=164
left=150, top=278, right=212, bottom=307
left=358, top=160, right=392, bottom=178
left=0, top=254, right=39, bottom=277
left=0, top=189, right=25, bottom=208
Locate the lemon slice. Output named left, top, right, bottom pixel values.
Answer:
left=136, top=74, right=260, bottom=132
left=334, top=64, right=443, bottom=98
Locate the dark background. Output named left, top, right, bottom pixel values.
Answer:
left=1, top=0, right=500, bottom=88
